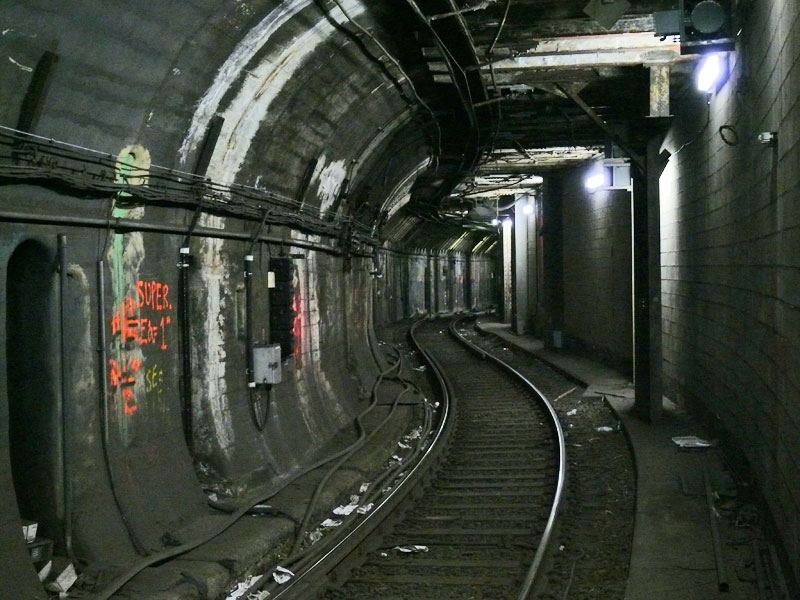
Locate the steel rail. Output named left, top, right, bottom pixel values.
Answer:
left=449, top=314, right=567, bottom=600
left=265, top=317, right=455, bottom=598
left=266, top=315, right=564, bottom=599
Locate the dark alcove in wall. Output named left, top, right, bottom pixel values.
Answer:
left=6, top=240, right=63, bottom=551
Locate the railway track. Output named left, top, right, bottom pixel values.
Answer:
left=248, top=316, right=566, bottom=600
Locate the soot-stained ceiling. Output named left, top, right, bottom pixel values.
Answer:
left=0, top=0, right=699, bottom=251
left=347, top=0, right=696, bottom=242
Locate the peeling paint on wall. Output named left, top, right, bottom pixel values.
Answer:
left=8, top=56, right=33, bottom=72
left=68, top=264, right=98, bottom=457
left=289, top=232, right=349, bottom=441
left=194, top=214, right=235, bottom=458
left=200, top=0, right=366, bottom=183
left=313, top=156, right=348, bottom=216
left=178, top=0, right=317, bottom=164
left=383, top=158, right=431, bottom=218
left=350, top=109, right=413, bottom=183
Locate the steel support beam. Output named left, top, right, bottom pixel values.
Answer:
left=486, top=33, right=683, bottom=71
left=632, top=136, right=668, bottom=422
left=649, top=64, right=671, bottom=117
left=556, top=84, right=644, bottom=171
left=512, top=195, right=530, bottom=334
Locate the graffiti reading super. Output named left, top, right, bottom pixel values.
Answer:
left=109, top=279, right=174, bottom=416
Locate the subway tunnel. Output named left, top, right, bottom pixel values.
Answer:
left=0, top=0, right=798, bottom=598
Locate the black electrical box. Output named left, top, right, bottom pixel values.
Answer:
left=655, top=1, right=735, bottom=55
left=680, top=0, right=735, bottom=54
left=269, top=257, right=296, bottom=360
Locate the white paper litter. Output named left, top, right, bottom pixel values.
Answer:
left=37, top=560, right=52, bottom=582
left=321, top=518, right=342, bottom=528
left=333, top=502, right=358, bottom=516
left=391, top=454, right=404, bottom=462
left=413, top=365, right=427, bottom=372
left=357, top=503, right=374, bottom=514
left=393, top=545, right=429, bottom=553
left=272, top=566, right=294, bottom=585
left=398, top=441, right=411, bottom=449
left=224, top=575, right=264, bottom=600
left=308, top=529, right=323, bottom=544
left=359, top=483, right=370, bottom=493
left=567, top=409, right=577, bottom=416
left=672, top=435, right=715, bottom=448
left=45, top=563, right=77, bottom=593
left=22, top=521, right=38, bottom=543
left=596, top=426, right=614, bottom=432
left=406, top=427, right=423, bottom=440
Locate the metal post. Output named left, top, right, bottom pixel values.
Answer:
left=649, top=64, right=671, bottom=118
left=512, top=195, right=530, bottom=334
left=57, top=234, right=74, bottom=560
left=632, top=137, right=667, bottom=421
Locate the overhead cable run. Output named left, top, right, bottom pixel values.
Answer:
left=403, top=0, right=494, bottom=187
left=0, top=126, right=379, bottom=248
left=485, top=0, right=512, bottom=157
left=326, top=0, right=443, bottom=161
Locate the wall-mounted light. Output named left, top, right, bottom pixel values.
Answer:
left=585, top=158, right=631, bottom=192
left=584, top=171, right=606, bottom=191
left=696, top=53, right=720, bottom=92
left=491, top=217, right=500, bottom=226
left=696, top=52, right=729, bottom=93
left=502, top=218, right=513, bottom=229
left=523, top=199, right=534, bottom=215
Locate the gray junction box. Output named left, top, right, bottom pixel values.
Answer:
left=254, top=344, right=282, bottom=385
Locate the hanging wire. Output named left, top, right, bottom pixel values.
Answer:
left=487, top=0, right=512, bottom=57
left=326, top=0, right=442, bottom=159
left=402, top=0, right=481, bottom=164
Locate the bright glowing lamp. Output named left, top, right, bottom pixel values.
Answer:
left=523, top=202, right=534, bottom=215
left=584, top=172, right=605, bottom=191
left=502, top=218, right=513, bottom=229
left=491, top=217, right=500, bottom=226
left=696, top=53, right=721, bottom=93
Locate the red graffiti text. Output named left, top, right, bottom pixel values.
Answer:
left=109, top=278, right=174, bottom=417
left=137, top=280, right=172, bottom=311
left=109, top=355, right=142, bottom=415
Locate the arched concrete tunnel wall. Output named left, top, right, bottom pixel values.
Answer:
left=0, top=1, right=498, bottom=595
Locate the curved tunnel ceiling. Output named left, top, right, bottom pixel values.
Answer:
left=2, top=0, right=693, bottom=250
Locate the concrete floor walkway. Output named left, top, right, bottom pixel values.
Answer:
left=474, top=318, right=760, bottom=600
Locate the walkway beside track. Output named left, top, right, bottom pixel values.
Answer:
left=474, top=318, right=763, bottom=600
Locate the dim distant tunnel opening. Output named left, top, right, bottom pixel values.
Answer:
left=6, top=239, right=64, bottom=552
